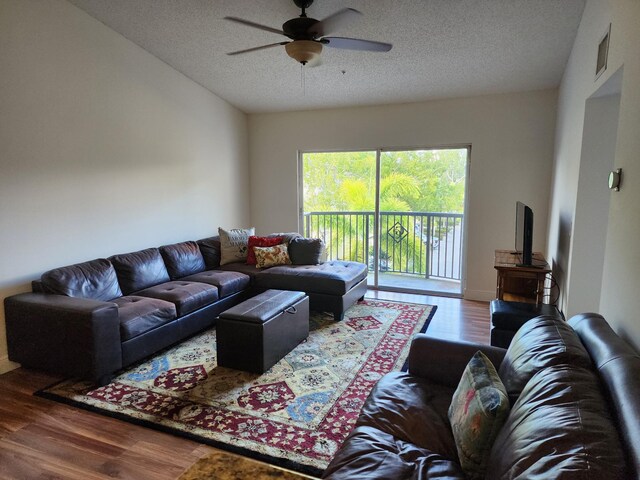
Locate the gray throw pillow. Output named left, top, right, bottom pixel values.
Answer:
left=288, top=237, right=324, bottom=265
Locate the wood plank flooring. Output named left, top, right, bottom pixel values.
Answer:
left=0, top=291, right=489, bottom=480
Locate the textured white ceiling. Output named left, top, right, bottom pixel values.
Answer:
left=67, top=0, right=585, bottom=114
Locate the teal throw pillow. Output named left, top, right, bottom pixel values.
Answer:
left=448, top=350, right=510, bottom=480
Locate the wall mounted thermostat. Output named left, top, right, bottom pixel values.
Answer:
left=608, top=168, right=622, bottom=191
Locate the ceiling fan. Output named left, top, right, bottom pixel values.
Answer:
left=224, top=0, right=392, bottom=66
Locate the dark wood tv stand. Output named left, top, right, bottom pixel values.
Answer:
left=494, top=249, right=551, bottom=304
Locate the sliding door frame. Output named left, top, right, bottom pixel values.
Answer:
left=298, top=144, right=471, bottom=296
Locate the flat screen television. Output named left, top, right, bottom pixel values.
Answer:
left=515, top=201, right=533, bottom=266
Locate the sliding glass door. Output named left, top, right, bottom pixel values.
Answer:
left=300, top=147, right=468, bottom=296
left=300, top=151, right=376, bottom=266
left=376, top=149, right=466, bottom=294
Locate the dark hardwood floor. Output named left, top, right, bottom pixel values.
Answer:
left=0, top=291, right=490, bottom=480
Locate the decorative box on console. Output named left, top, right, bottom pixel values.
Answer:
left=217, top=289, right=309, bottom=373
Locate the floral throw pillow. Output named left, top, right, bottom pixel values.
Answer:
left=448, top=351, right=510, bottom=480
left=246, top=235, right=283, bottom=265
left=218, top=227, right=255, bottom=265
left=254, top=243, right=292, bottom=269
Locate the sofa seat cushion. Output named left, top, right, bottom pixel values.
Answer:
left=323, top=426, right=465, bottom=480
left=356, top=372, right=458, bottom=457
left=255, top=261, right=367, bottom=296
left=498, top=315, right=592, bottom=404
left=109, top=248, right=170, bottom=295
left=181, top=270, right=250, bottom=298
left=41, top=259, right=123, bottom=301
left=486, top=364, right=629, bottom=479
left=135, top=281, right=218, bottom=316
left=218, top=262, right=262, bottom=280
left=113, top=296, right=177, bottom=341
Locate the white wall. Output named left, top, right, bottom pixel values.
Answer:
left=0, top=0, right=249, bottom=373
left=248, top=91, right=558, bottom=302
left=547, top=0, right=640, bottom=348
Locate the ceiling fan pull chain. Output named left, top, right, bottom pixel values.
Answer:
left=301, top=63, right=306, bottom=95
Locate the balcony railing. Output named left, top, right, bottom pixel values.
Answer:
left=303, top=211, right=463, bottom=281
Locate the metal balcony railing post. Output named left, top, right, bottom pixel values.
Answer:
left=425, top=214, right=432, bottom=279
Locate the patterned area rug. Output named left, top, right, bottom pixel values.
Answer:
left=38, top=300, right=436, bottom=477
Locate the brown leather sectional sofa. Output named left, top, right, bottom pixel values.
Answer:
left=4, top=234, right=367, bottom=385
left=323, top=313, right=640, bottom=479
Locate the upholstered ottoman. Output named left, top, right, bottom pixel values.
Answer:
left=217, top=289, right=309, bottom=373
left=490, top=300, right=560, bottom=347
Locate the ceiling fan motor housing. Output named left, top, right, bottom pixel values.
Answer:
left=283, top=17, right=319, bottom=40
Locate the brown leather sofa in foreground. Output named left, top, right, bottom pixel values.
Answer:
left=323, top=313, right=640, bottom=479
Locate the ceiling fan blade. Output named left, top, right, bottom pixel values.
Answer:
left=227, top=42, right=289, bottom=56
left=224, top=17, right=285, bottom=36
left=322, top=37, right=393, bottom=52
left=308, top=8, right=362, bottom=38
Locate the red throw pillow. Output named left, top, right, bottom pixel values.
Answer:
left=246, top=236, right=284, bottom=265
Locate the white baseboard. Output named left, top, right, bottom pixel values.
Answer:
left=0, top=355, right=19, bottom=375
left=463, top=289, right=495, bottom=302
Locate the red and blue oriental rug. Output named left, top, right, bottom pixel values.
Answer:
left=38, top=299, right=436, bottom=477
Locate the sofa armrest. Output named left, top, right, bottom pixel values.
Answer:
left=407, top=334, right=507, bottom=388
left=4, top=293, right=122, bottom=384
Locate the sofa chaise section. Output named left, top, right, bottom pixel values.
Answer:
left=254, top=261, right=367, bottom=321
left=202, top=234, right=368, bottom=321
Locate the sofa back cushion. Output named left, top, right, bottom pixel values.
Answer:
left=159, top=241, right=206, bottom=279
left=41, top=259, right=122, bottom=301
left=197, top=236, right=221, bottom=269
left=109, top=248, right=170, bottom=294
left=266, top=232, right=302, bottom=244
left=498, top=315, right=591, bottom=404
left=486, top=364, right=629, bottom=479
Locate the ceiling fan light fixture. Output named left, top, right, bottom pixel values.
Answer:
left=285, top=40, right=322, bottom=65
